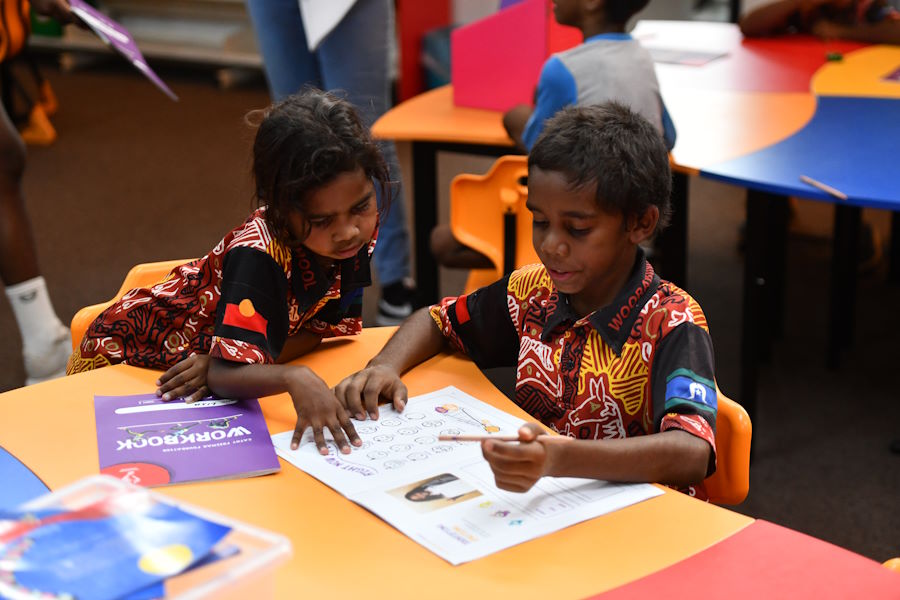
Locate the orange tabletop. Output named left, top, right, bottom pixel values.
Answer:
left=372, top=85, right=514, bottom=147
left=0, top=327, right=753, bottom=600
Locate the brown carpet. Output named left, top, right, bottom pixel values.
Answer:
left=2, top=57, right=898, bottom=564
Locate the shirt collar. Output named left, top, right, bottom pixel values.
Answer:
left=584, top=32, right=633, bottom=44
left=290, top=230, right=375, bottom=312
left=541, top=247, right=659, bottom=355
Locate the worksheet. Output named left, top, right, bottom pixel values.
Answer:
left=273, top=386, right=662, bottom=565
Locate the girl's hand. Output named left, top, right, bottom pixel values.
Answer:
left=157, top=354, right=211, bottom=403
left=333, top=365, right=407, bottom=421
left=30, top=0, right=77, bottom=24
left=288, top=368, right=362, bottom=455
left=481, top=424, right=566, bottom=492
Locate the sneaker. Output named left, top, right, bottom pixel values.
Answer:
left=376, top=280, right=416, bottom=326
left=24, top=324, right=72, bottom=385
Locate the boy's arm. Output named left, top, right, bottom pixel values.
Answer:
left=334, top=307, right=449, bottom=420
left=208, top=358, right=361, bottom=455
left=502, top=104, right=533, bottom=150
left=811, top=17, right=900, bottom=44
left=481, top=425, right=711, bottom=492
left=739, top=0, right=828, bottom=36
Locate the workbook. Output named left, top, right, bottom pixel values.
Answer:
left=273, top=386, right=662, bottom=565
left=94, top=393, right=280, bottom=486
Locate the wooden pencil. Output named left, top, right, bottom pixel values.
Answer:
left=800, top=175, right=848, bottom=201
left=438, top=433, right=570, bottom=443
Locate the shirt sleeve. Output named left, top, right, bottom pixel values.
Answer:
left=650, top=322, right=718, bottom=476
left=210, top=246, right=290, bottom=364
left=301, top=286, right=364, bottom=338
left=428, top=276, right=519, bottom=369
left=521, top=56, right=578, bottom=151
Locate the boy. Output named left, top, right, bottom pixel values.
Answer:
left=337, top=104, right=718, bottom=499
left=431, top=0, right=676, bottom=269
left=739, top=0, right=900, bottom=42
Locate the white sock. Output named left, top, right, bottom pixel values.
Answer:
left=5, top=276, right=67, bottom=354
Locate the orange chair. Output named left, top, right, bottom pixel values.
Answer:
left=704, top=389, right=752, bottom=505
left=449, top=155, right=539, bottom=294
left=70, top=259, right=193, bottom=351
left=884, top=558, right=900, bottom=573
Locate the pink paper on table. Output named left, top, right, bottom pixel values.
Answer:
left=69, top=0, right=178, bottom=101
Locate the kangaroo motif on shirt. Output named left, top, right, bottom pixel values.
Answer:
left=560, top=376, right=625, bottom=439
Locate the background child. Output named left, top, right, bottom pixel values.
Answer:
left=431, top=0, right=676, bottom=270
left=68, top=88, right=399, bottom=455
left=336, top=104, right=718, bottom=499
left=740, top=0, right=900, bottom=43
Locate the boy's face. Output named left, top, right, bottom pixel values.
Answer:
left=551, top=0, right=583, bottom=27
left=288, top=167, right=377, bottom=265
left=527, top=167, right=647, bottom=315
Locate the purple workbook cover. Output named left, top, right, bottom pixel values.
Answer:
left=93, top=394, right=280, bottom=487
left=68, top=0, right=178, bottom=101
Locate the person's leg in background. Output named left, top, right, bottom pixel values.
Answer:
left=245, top=0, right=321, bottom=100
left=0, top=101, right=69, bottom=385
left=318, top=0, right=416, bottom=325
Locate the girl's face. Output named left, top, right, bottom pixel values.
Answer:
left=288, top=167, right=378, bottom=265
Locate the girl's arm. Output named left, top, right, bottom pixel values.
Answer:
left=276, top=329, right=323, bottom=364
left=333, top=307, right=449, bottom=420
left=207, top=358, right=361, bottom=455
left=481, top=424, right=711, bottom=492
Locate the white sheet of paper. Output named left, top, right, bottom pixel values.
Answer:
left=272, top=386, right=662, bottom=564
left=298, top=0, right=356, bottom=51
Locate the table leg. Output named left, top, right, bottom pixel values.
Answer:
left=827, top=204, right=861, bottom=369
left=412, top=141, right=439, bottom=304
left=741, top=189, right=772, bottom=431
left=890, top=211, right=900, bottom=284
left=658, top=171, right=689, bottom=289
left=764, top=195, right=789, bottom=346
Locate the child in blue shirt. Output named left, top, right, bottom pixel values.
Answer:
left=433, top=0, right=675, bottom=270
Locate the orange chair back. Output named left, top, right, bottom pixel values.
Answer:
left=70, top=259, right=193, bottom=351
left=450, top=155, right=539, bottom=294
left=884, top=558, right=900, bottom=573
left=704, top=389, right=752, bottom=505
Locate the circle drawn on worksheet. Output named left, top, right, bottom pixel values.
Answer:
left=390, top=444, right=413, bottom=452
left=373, top=434, right=394, bottom=443
left=356, top=425, right=377, bottom=435
left=367, top=450, right=388, bottom=460
left=431, top=445, right=454, bottom=454
left=440, top=428, right=462, bottom=436
left=352, top=442, right=372, bottom=451
left=381, top=418, right=402, bottom=427
left=383, top=460, right=406, bottom=470
left=404, top=412, right=425, bottom=420
left=407, top=452, right=429, bottom=461
left=415, top=436, right=437, bottom=445
left=421, top=420, right=443, bottom=428
left=398, top=427, right=419, bottom=436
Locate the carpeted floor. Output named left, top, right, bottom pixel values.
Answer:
left=1, top=57, right=898, bottom=563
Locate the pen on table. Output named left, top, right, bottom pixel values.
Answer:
left=799, top=175, right=847, bottom=201
left=438, top=433, right=570, bottom=443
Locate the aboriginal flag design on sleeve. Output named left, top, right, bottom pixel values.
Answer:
left=210, top=246, right=289, bottom=364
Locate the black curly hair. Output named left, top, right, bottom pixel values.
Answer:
left=528, top=102, right=672, bottom=234
left=248, top=87, right=391, bottom=244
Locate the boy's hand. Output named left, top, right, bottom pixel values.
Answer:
left=288, top=368, right=362, bottom=455
left=481, top=423, right=566, bottom=492
left=156, top=354, right=210, bottom=403
left=30, top=0, right=77, bottom=24
left=333, top=365, right=407, bottom=421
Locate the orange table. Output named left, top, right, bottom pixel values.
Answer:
left=0, top=327, right=754, bottom=599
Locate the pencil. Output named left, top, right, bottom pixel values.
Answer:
left=438, top=433, right=570, bottom=443
left=800, top=175, right=847, bottom=201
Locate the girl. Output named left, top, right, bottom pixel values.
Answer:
left=68, top=88, right=393, bottom=456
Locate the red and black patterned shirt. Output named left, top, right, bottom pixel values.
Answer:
left=430, top=250, right=718, bottom=498
left=69, top=208, right=373, bottom=373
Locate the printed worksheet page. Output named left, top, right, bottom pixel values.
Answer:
left=272, top=386, right=662, bottom=564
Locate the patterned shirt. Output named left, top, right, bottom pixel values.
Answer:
left=69, top=208, right=373, bottom=372
left=430, top=251, right=718, bottom=499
